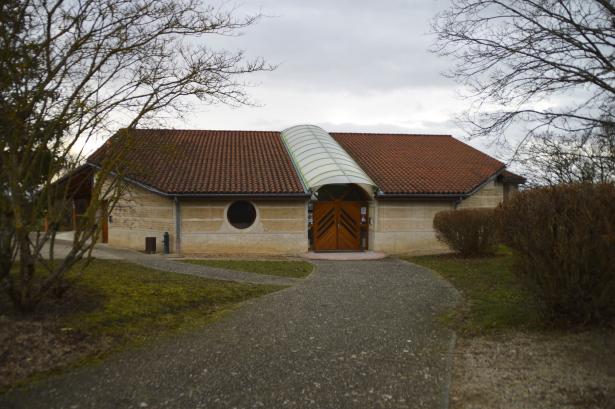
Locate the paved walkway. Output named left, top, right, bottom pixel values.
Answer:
left=1, top=259, right=459, bottom=409
left=302, top=251, right=387, bottom=260
left=49, top=240, right=300, bottom=286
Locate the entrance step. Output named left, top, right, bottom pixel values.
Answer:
left=302, top=251, right=387, bottom=261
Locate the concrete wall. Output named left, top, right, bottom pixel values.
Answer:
left=108, top=184, right=176, bottom=252
left=180, top=199, right=308, bottom=255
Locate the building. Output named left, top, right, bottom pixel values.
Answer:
left=86, top=124, right=524, bottom=255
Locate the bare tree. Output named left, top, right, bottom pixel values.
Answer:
left=432, top=0, right=614, bottom=152
left=516, top=124, right=615, bottom=185
left=0, top=0, right=272, bottom=311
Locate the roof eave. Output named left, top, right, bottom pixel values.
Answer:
left=87, top=162, right=310, bottom=199
left=376, top=165, right=510, bottom=200
left=462, top=166, right=507, bottom=197
left=170, top=192, right=311, bottom=199
left=499, top=173, right=527, bottom=184
left=375, top=192, right=465, bottom=200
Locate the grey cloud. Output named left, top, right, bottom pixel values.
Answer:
left=207, top=0, right=455, bottom=93
left=315, top=121, right=423, bottom=134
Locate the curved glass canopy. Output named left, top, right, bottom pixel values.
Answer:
left=281, top=124, right=377, bottom=196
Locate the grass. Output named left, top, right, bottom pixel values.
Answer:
left=64, top=260, right=284, bottom=341
left=180, top=259, right=314, bottom=279
left=403, top=247, right=541, bottom=335
left=1, top=259, right=284, bottom=390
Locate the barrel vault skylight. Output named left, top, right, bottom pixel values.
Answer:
left=280, top=124, right=377, bottom=195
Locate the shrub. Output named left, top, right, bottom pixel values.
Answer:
left=497, top=183, right=615, bottom=325
left=433, top=208, right=498, bottom=257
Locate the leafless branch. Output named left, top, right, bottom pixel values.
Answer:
left=0, top=0, right=273, bottom=311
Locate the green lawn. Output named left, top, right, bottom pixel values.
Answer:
left=1, top=259, right=284, bottom=390
left=403, top=248, right=541, bottom=335
left=180, top=259, right=314, bottom=279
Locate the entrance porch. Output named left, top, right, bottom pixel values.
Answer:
left=309, top=184, right=371, bottom=252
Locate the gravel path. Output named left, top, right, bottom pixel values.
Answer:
left=1, top=258, right=460, bottom=409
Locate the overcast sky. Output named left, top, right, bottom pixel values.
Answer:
left=98, top=0, right=511, bottom=160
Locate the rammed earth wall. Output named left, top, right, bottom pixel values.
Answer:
left=179, top=199, right=308, bottom=255
left=372, top=180, right=506, bottom=254
left=108, top=184, right=176, bottom=252
left=108, top=180, right=506, bottom=255
left=108, top=184, right=308, bottom=255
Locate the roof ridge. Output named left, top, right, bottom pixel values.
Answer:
left=122, top=127, right=456, bottom=137
left=122, top=127, right=281, bottom=133
left=328, top=132, right=453, bottom=137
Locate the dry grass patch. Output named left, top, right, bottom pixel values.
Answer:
left=405, top=249, right=615, bottom=409
left=451, top=331, right=615, bottom=409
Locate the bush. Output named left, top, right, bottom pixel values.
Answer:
left=498, top=183, right=615, bottom=325
left=433, top=208, right=498, bottom=257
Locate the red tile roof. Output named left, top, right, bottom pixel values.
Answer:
left=89, top=128, right=512, bottom=196
left=88, top=129, right=306, bottom=195
left=331, top=133, right=505, bottom=195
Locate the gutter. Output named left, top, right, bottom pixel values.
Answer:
left=169, top=192, right=311, bottom=199
left=174, top=197, right=181, bottom=255
left=375, top=192, right=466, bottom=200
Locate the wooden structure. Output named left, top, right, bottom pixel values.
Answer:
left=311, top=184, right=369, bottom=251
left=47, top=165, right=109, bottom=244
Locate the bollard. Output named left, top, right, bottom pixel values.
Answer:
left=163, top=231, right=170, bottom=254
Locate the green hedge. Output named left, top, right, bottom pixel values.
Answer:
left=433, top=208, right=498, bottom=257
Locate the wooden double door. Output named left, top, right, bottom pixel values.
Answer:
left=313, top=201, right=362, bottom=251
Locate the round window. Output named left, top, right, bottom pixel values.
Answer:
left=227, top=201, right=257, bottom=229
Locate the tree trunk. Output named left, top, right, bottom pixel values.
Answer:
left=14, top=232, right=37, bottom=312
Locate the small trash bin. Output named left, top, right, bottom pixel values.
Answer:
left=145, top=237, right=156, bottom=254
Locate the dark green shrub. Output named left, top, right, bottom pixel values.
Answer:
left=498, top=183, right=615, bottom=325
left=433, top=208, right=498, bottom=257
